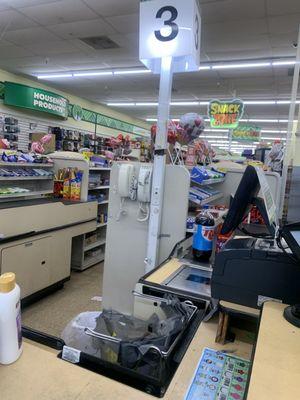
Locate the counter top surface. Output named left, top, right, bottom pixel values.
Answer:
left=247, top=301, right=300, bottom=399
left=0, top=318, right=252, bottom=400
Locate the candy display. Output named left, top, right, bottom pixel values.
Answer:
left=178, top=113, right=205, bottom=145
left=0, top=167, right=53, bottom=178
left=54, top=168, right=83, bottom=201
left=189, top=186, right=221, bottom=205
left=0, top=151, right=52, bottom=165
left=185, top=348, right=250, bottom=400
left=190, top=166, right=226, bottom=185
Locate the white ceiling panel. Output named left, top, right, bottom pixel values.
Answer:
left=105, top=13, right=139, bottom=34
left=47, top=18, right=116, bottom=39
left=19, top=0, right=99, bottom=25
left=204, top=19, right=268, bottom=38
left=23, top=39, right=82, bottom=56
left=204, top=34, right=270, bottom=52
left=4, top=0, right=61, bottom=6
left=0, top=44, right=35, bottom=58
left=267, top=0, right=300, bottom=16
left=0, top=9, right=39, bottom=31
left=268, top=14, right=300, bottom=34
left=84, top=0, right=139, bottom=17
left=3, top=27, right=60, bottom=45
left=200, top=0, right=266, bottom=23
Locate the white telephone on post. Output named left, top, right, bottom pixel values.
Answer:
left=137, top=165, right=153, bottom=222
left=117, top=164, right=137, bottom=220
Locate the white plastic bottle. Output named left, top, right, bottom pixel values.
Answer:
left=0, top=272, right=23, bottom=364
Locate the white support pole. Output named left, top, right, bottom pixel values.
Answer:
left=280, top=24, right=300, bottom=217
left=145, top=56, right=173, bottom=272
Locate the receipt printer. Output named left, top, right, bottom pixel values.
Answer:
left=211, top=237, right=300, bottom=309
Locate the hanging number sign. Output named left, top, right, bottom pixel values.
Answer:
left=139, top=0, right=201, bottom=73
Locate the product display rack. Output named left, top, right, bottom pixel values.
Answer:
left=0, top=162, right=54, bottom=201
left=71, top=166, right=111, bottom=271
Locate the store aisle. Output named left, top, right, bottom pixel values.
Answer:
left=22, top=263, right=103, bottom=337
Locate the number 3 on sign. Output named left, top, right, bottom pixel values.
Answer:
left=140, top=0, right=201, bottom=67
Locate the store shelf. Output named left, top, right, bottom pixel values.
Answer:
left=96, top=222, right=107, bottom=228
left=0, top=176, right=53, bottom=181
left=0, top=162, right=53, bottom=168
left=0, top=189, right=53, bottom=200
left=88, top=185, right=110, bottom=190
left=191, top=177, right=226, bottom=186
left=84, top=238, right=106, bottom=252
left=89, top=167, right=111, bottom=171
left=189, top=192, right=223, bottom=206
left=81, top=254, right=105, bottom=270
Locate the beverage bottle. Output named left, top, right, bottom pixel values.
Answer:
left=192, top=211, right=215, bottom=261
left=0, top=272, right=23, bottom=364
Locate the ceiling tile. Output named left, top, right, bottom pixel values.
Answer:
left=268, top=14, right=300, bottom=34
left=5, top=0, right=60, bottom=6
left=267, top=0, right=300, bottom=16
left=200, top=0, right=266, bottom=23
left=23, top=40, right=81, bottom=56
left=0, top=1, right=12, bottom=11
left=83, top=0, right=139, bottom=17
left=3, top=27, right=61, bottom=45
left=105, top=14, right=139, bottom=34
left=47, top=18, right=116, bottom=39
left=0, top=9, right=39, bottom=31
left=0, top=44, right=35, bottom=58
left=19, top=0, right=98, bottom=25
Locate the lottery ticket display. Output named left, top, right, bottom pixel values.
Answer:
left=185, top=348, right=250, bottom=400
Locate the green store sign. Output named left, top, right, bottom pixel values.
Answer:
left=232, top=125, right=261, bottom=141
left=208, top=99, right=244, bottom=129
left=68, top=104, right=149, bottom=136
left=4, top=82, right=69, bottom=119
left=0, top=82, right=149, bottom=137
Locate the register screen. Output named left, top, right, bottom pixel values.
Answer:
left=291, top=230, right=300, bottom=246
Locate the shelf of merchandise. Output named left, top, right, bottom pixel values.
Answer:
left=84, top=238, right=106, bottom=252
left=0, top=162, right=53, bottom=168
left=191, top=177, right=226, bottom=186
left=0, top=189, right=53, bottom=200
left=88, top=185, right=110, bottom=190
left=71, top=166, right=110, bottom=271
left=189, top=192, right=224, bottom=206
left=0, top=176, right=52, bottom=181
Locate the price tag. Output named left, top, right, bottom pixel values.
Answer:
left=139, top=0, right=201, bottom=73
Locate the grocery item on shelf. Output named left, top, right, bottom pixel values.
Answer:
left=54, top=167, right=83, bottom=201
left=0, top=187, right=30, bottom=196
left=190, top=166, right=225, bottom=184
left=189, top=186, right=221, bottom=204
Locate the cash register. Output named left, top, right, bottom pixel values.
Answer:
left=211, top=165, right=300, bottom=312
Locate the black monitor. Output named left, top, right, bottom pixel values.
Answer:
left=221, top=165, right=276, bottom=236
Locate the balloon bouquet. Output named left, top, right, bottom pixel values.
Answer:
left=151, top=113, right=214, bottom=165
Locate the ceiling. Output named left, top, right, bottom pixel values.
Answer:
left=0, top=0, right=299, bottom=139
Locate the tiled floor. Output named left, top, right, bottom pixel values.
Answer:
left=22, top=263, right=103, bottom=337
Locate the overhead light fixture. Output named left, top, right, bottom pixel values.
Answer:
left=261, top=137, right=287, bottom=141
left=261, top=129, right=287, bottom=133
left=73, top=71, right=113, bottom=77
left=201, top=135, right=228, bottom=139
left=114, top=69, right=151, bottom=75
left=248, top=118, right=279, bottom=123
left=244, top=100, right=276, bottom=105
left=37, top=73, right=73, bottom=79
left=206, top=129, right=229, bottom=133
left=198, top=66, right=211, bottom=70
left=170, top=101, right=199, bottom=106
left=107, top=102, right=135, bottom=106
left=272, top=61, right=296, bottom=66
left=212, top=62, right=271, bottom=70
left=136, top=102, right=158, bottom=106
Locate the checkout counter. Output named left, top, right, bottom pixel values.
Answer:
left=0, top=152, right=97, bottom=302
left=1, top=165, right=300, bottom=398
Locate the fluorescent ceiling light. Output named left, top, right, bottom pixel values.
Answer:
left=261, top=129, right=287, bottom=133
left=261, top=137, right=286, bottom=141
left=272, top=61, right=296, bottom=66
left=199, top=101, right=210, bottom=105
left=206, top=129, right=229, bottom=133
left=212, top=62, right=271, bottom=70
left=199, top=66, right=211, bottom=70
left=248, top=119, right=279, bottom=123
left=201, top=135, right=228, bottom=139
left=136, top=102, right=158, bottom=106
left=107, top=102, right=135, bottom=106
left=73, top=71, right=113, bottom=77
left=37, top=73, right=73, bottom=79
left=114, top=69, right=151, bottom=75
left=244, top=100, right=276, bottom=105
left=171, top=101, right=199, bottom=106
